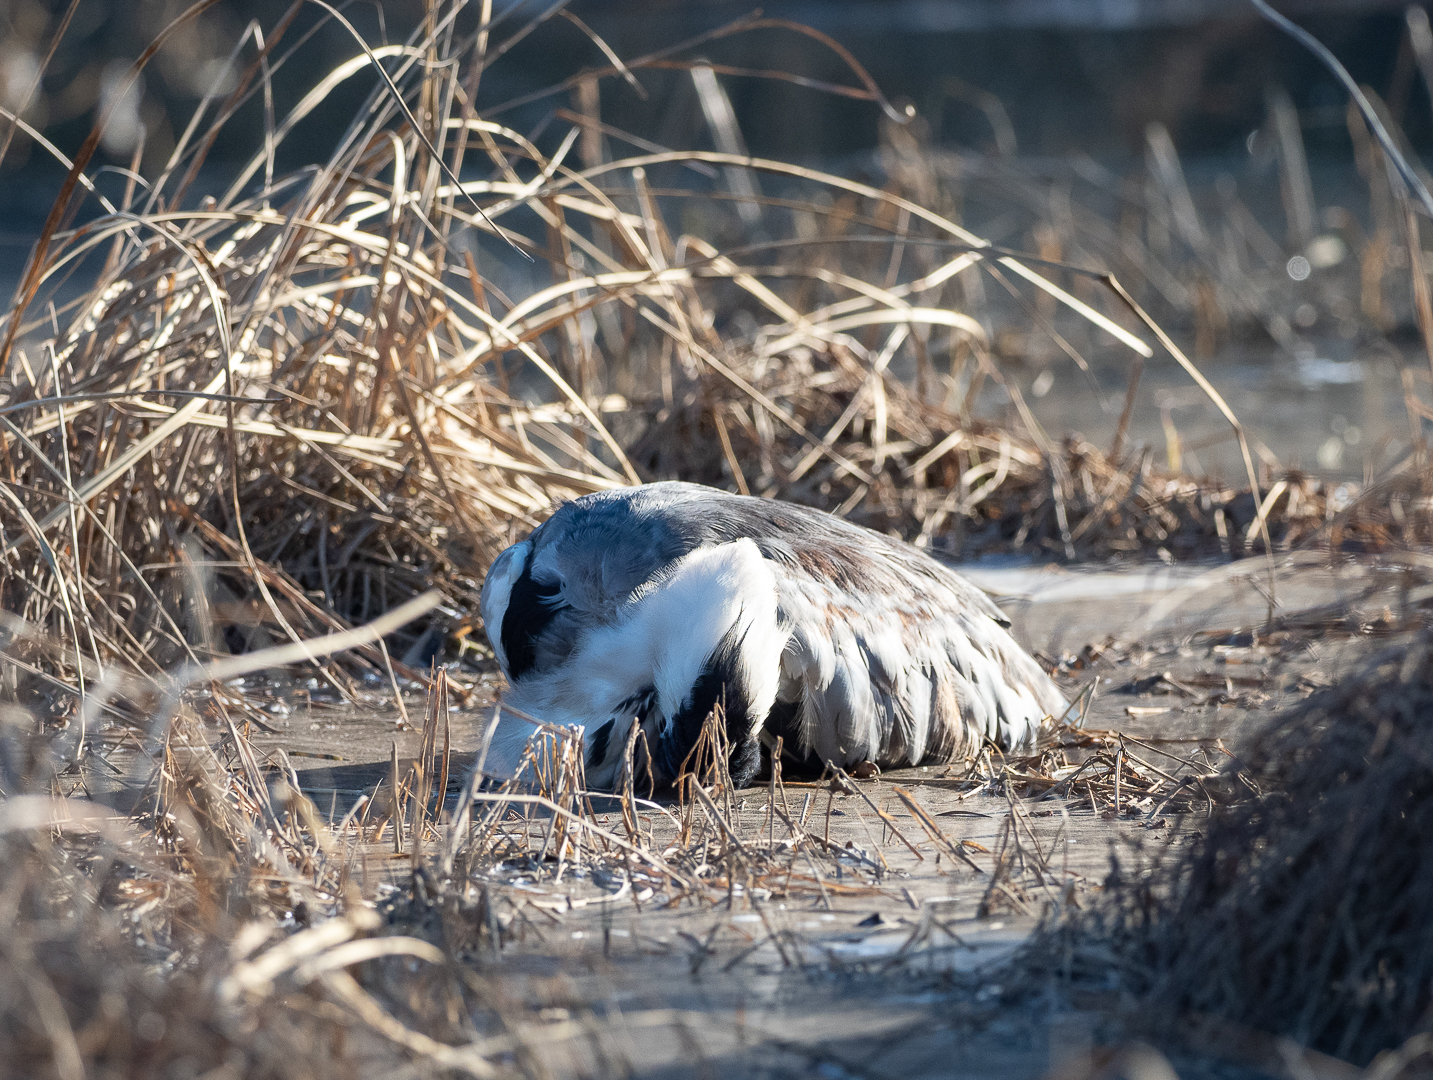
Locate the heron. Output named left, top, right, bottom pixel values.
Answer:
left=479, top=481, right=1065, bottom=791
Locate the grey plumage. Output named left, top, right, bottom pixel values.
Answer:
left=480, top=482, right=1065, bottom=790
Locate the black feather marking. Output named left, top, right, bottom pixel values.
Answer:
left=587, top=719, right=616, bottom=767
left=500, top=552, right=566, bottom=680
left=764, top=698, right=825, bottom=775
left=651, top=629, right=762, bottom=788
left=764, top=698, right=803, bottom=748
left=588, top=688, right=656, bottom=770
left=615, top=687, right=658, bottom=721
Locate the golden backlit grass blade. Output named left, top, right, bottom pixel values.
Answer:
left=220, top=44, right=418, bottom=206
left=997, top=256, right=1152, bottom=357
left=506, top=149, right=1154, bottom=354
left=1101, top=274, right=1268, bottom=549
left=795, top=306, right=986, bottom=342
left=800, top=251, right=983, bottom=325
left=0, top=107, right=122, bottom=216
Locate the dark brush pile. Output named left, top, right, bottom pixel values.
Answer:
left=1083, top=631, right=1433, bottom=1065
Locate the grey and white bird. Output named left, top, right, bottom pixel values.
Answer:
left=479, top=481, right=1064, bottom=791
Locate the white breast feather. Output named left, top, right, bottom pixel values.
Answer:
left=486, top=540, right=785, bottom=779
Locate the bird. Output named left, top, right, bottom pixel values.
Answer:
left=479, top=481, right=1065, bottom=792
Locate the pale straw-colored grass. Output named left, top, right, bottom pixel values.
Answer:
left=3, top=4, right=1433, bottom=1077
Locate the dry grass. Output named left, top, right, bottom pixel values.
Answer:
left=1040, top=629, right=1433, bottom=1071
left=7, top=3, right=1433, bottom=1077
left=0, top=670, right=1080, bottom=1078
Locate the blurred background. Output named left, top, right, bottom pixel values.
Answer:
left=1, top=0, right=1429, bottom=483
left=0, top=2, right=1419, bottom=175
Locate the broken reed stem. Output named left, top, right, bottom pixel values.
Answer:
left=691, top=780, right=755, bottom=861
left=390, top=739, right=404, bottom=855
left=890, top=785, right=983, bottom=872
left=827, top=764, right=924, bottom=862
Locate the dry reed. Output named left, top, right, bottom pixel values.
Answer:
left=5, top=3, right=1433, bottom=1077
left=1045, top=629, right=1433, bottom=1069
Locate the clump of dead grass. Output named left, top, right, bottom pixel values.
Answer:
left=0, top=667, right=1033, bottom=1078
left=1051, top=630, right=1433, bottom=1069
left=0, top=707, right=522, bottom=1079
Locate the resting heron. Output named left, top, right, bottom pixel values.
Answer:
left=480, top=482, right=1064, bottom=790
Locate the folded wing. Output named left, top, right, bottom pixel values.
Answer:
left=480, top=482, right=1065, bottom=787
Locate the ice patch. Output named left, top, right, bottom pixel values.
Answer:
left=1294, top=356, right=1365, bottom=386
